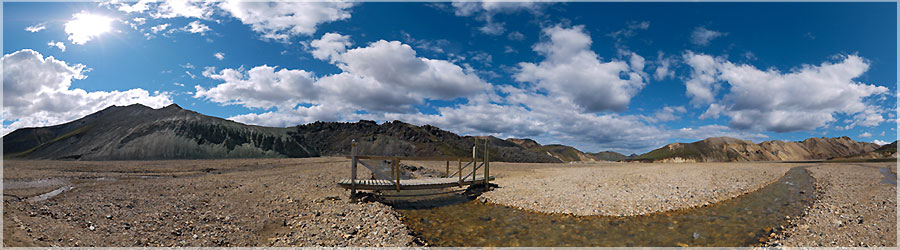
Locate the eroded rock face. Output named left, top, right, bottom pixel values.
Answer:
left=632, top=136, right=881, bottom=162
left=3, top=104, right=316, bottom=160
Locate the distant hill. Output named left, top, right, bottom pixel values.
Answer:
left=506, top=138, right=628, bottom=162
left=288, top=121, right=560, bottom=163
left=630, top=136, right=881, bottom=162
left=837, top=140, right=898, bottom=160
left=3, top=104, right=560, bottom=162
left=589, top=151, right=632, bottom=161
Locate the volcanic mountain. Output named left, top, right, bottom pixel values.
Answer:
left=3, top=104, right=315, bottom=160
left=630, top=136, right=882, bottom=162
left=3, top=104, right=560, bottom=162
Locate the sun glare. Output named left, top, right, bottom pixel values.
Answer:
left=65, top=12, right=113, bottom=45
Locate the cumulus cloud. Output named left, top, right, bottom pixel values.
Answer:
left=2, top=49, right=171, bottom=135
left=873, top=139, right=890, bottom=146
left=195, top=65, right=319, bottom=109
left=515, top=25, right=647, bottom=113
left=25, top=23, right=46, bottom=32
left=197, top=33, right=490, bottom=113
left=48, top=41, right=67, bottom=52
left=182, top=20, right=210, bottom=34
left=309, top=32, right=351, bottom=62
left=859, top=132, right=873, bottom=138
left=214, top=52, right=225, bottom=60
left=684, top=52, right=889, bottom=132
left=691, top=26, right=726, bottom=46
left=218, top=0, right=353, bottom=41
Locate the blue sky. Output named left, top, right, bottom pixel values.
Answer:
left=2, top=1, right=897, bottom=154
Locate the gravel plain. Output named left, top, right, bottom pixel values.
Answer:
left=477, top=161, right=794, bottom=216
left=3, top=158, right=896, bottom=247
left=3, top=158, right=414, bottom=247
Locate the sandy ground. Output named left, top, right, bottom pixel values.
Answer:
left=477, top=161, right=794, bottom=216
left=3, top=158, right=896, bottom=247
left=769, top=162, right=897, bottom=247
left=3, top=158, right=414, bottom=247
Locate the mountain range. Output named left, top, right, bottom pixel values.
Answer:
left=3, top=104, right=895, bottom=162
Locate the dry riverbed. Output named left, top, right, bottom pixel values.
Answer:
left=3, top=158, right=896, bottom=247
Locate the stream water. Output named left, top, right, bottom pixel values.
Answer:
left=391, top=167, right=816, bottom=247
left=880, top=167, right=897, bottom=185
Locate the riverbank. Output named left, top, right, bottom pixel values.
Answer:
left=769, top=162, right=897, bottom=247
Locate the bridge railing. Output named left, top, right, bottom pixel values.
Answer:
left=347, top=138, right=490, bottom=200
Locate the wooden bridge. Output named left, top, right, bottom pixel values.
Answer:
left=338, top=139, right=494, bottom=199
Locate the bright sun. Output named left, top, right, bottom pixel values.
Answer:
left=65, top=12, right=113, bottom=45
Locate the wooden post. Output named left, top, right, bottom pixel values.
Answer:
left=457, top=158, right=462, bottom=187
left=350, top=139, right=358, bottom=201
left=472, top=138, right=477, bottom=184
left=445, top=161, right=450, bottom=178
left=394, top=158, right=401, bottom=191
left=484, top=139, right=489, bottom=189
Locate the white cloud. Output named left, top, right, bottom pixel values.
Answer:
left=116, top=0, right=152, bottom=13
left=503, top=45, right=517, bottom=54
left=608, top=20, right=650, bottom=43
left=150, top=0, right=216, bottom=19
left=195, top=66, right=319, bottom=109
left=150, top=23, right=170, bottom=33
left=507, top=31, right=525, bottom=41
left=515, top=25, right=647, bottom=113
left=653, top=51, right=675, bottom=81
left=173, top=82, right=185, bottom=87
left=479, top=21, right=506, bottom=35
left=691, top=26, right=726, bottom=46
left=182, top=20, right=210, bottom=35
left=451, top=1, right=547, bottom=36
left=47, top=41, right=67, bottom=52
left=685, top=52, right=889, bottom=132
left=213, top=52, right=225, bottom=60
left=309, top=32, right=351, bottom=62
left=64, top=11, right=115, bottom=45
left=1, top=49, right=171, bottom=135
left=652, top=106, right=687, bottom=122
left=218, top=0, right=353, bottom=41
left=859, top=132, right=873, bottom=138
left=25, top=23, right=46, bottom=32
left=873, top=139, right=890, bottom=146
left=198, top=33, right=490, bottom=114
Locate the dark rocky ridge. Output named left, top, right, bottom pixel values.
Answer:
left=4, top=104, right=314, bottom=160
left=3, top=104, right=560, bottom=162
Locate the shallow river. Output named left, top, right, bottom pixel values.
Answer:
left=392, top=167, right=815, bottom=247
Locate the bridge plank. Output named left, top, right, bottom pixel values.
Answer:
left=338, top=176, right=495, bottom=191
